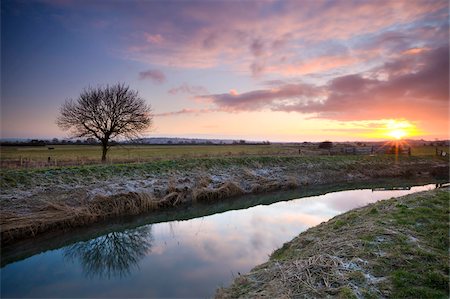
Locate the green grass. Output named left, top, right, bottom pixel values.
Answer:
left=1, top=144, right=447, bottom=166
left=358, top=190, right=449, bottom=298
left=1, top=153, right=443, bottom=190
left=2, top=154, right=448, bottom=191
left=0, top=144, right=296, bottom=163
left=411, top=145, right=449, bottom=156
left=357, top=191, right=449, bottom=297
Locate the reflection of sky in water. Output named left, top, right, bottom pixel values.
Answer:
left=1, top=184, right=437, bottom=298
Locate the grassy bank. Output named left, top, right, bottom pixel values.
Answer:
left=1, top=154, right=447, bottom=189
left=217, top=188, right=450, bottom=298
left=1, top=154, right=448, bottom=244
left=1, top=144, right=447, bottom=169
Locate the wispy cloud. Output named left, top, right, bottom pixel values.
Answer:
left=122, top=0, right=447, bottom=77
left=168, top=83, right=208, bottom=95
left=196, top=83, right=324, bottom=112
left=154, top=108, right=215, bottom=117
left=138, top=69, right=166, bottom=84
left=39, top=0, right=448, bottom=78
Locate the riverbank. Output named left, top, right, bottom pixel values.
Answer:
left=216, top=188, right=449, bottom=298
left=1, top=155, right=448, bottom=244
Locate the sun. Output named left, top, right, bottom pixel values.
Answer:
left=380, top=119, right=418, bottom=140
left=388, top=129, right=407, bottom=140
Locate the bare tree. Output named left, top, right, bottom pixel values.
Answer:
left=57, top=83, right=152, bottom=161
left=64, top=226, right=153, bottom=279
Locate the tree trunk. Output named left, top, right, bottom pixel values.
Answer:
left=101, top=142, right=108, bottom=162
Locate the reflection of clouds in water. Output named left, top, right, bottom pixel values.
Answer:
left=282, top=213, right=324, bottom=227
left=324, top=185, right=436, bottom=212
left=64, top=226, right=153, bottom=279
left=250, top=231, right=264, bottom=251
left=148, top=208, right=317, bottom=274
left=321, top=189, right=376, bottom=212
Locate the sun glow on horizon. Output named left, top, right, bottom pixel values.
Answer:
left=383, top=120, right=418, bottom=140
left=389, top=129, right=407, bottom=140
left=362, top=119, right=420, bottom=140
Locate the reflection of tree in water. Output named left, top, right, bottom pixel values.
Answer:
left=64, top=226, right=153, bottom=279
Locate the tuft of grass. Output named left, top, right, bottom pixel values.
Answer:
left=348, top=271, right=366, bottom=285
left=338, top=286, right=357, bottom=299
left=369, top=207, right=379, bottom=215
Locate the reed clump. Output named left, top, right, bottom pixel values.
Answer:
left=158, top=191, right=186, bottom=207
left=192, top=181, right=244, bottom=202
left=88, top=192, right=159, bottom=217
left=250, top=181, right=283, bottom=193
left=1, top=192, right=161, bottom=244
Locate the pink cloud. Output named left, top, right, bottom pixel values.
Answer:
left=138, top=69, right=166, bottom=84
left=168, top=83, right=208, bottom=95
left=273, top=55, right=361, bottom=76
left=154, top=108, right=215, bottom=117
left=121, top=0, right=447, bottom=76
left=276, top=46, right=449, bottom=124
left=144, top=33, right=164, bottom=44
left=402, top=47, right=429, bottom=55
left=197, top=83, right=324, bottom=112
left=40, top=0, right=448, bottom=77
left=179, top=46, right=449, bottom=130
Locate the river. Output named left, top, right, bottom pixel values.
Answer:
left=0, top=182, right=442, bottom=298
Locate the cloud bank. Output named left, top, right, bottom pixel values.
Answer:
left=189, top=45, right=448, bottom=125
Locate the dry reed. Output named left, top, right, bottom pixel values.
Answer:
left=192, top=181, right=244, bottom=202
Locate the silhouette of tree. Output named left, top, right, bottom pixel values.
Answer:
left=64, top=226, right=153, bottom=279
left=57, top=83, right=152, bottom=161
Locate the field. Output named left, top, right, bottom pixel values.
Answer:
left=0, top=143, right=448, bottom=169
left=0, top=144, right=297, bottom=167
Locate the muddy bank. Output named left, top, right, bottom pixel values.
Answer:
left=1, top=156, right=448, bottom=244
left=217, top=187, right=450, bottom=298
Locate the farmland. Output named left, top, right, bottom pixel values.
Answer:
left=0, top=144, right=296, bottom=167
left=0, top=143, right=447, bottom=169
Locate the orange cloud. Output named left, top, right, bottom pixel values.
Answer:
left=275, top=55, right=360, bottom=75
left=402, top=47, right=429, bottom=55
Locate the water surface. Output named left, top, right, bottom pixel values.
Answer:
left=1, top=183, right=440, bottom=298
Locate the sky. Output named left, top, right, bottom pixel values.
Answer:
left=1, top=0, right=449, bottom=142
